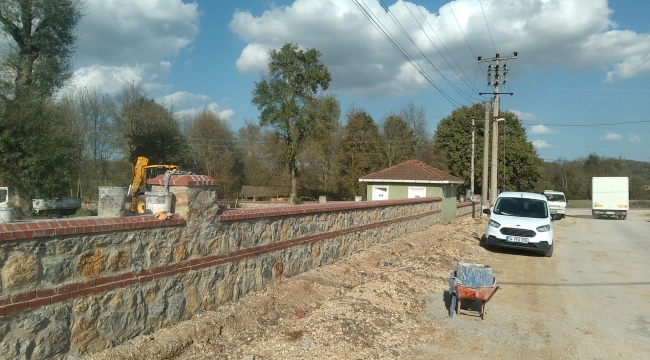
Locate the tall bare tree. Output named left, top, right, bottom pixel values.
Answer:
left=186, top=110, right=243, bottom=198
left=300, top=94, right=341, bottom=195
left=379, top=114, right=416, bottom=168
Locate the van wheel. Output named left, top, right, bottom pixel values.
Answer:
left=544, top=244, right=553, bottom=257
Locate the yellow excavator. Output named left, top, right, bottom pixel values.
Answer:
left=128, top=156, right=179, bottom=214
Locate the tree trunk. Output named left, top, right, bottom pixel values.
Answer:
left=290, top=162, right=298, bottom=205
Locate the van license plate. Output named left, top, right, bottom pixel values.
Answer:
left=604, top=211, right=614, bottom=214
left=506, top=236, right=529, bottom=243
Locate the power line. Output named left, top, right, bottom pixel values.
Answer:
left=376, top=0, right=473, bottom=104
left=353, top=0, right=463, bottom=107
left=447, top=2, right=487, bottom=80
left=530, top=120, right=650, bottom=127
left=406, top=0, right=480, bottom=101
left=477, top=0, right=497, bottom=54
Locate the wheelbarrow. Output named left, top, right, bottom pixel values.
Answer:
left=448, top=265, right=501, bottom=319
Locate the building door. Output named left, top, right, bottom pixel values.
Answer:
left=372, top=186, right=389, bottom=200
left=408, top=187, right=426, bottom=198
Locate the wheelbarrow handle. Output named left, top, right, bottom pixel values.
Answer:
left=485, top=285, right=501, bottom=303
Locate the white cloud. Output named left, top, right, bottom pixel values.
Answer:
left=530, top=124, right=554, bottom=135
left=235, top=43, right=272, bottom=73
left=532, top=140, right=551, bottom=149
left=72, top=0, right=199, bottom=93
left=174, top=103, right=236, bottom=122
left=605, top=49, right=650, bottom=82
left=629, top=134, right=641, bottom=142
left=72, top=65, right=145, bottom=94
left=511, top=110, right=538, bottom=122
left=229, top=0, right=650, bottom=98
left=599, top=132, right=622, bottom=141
left=161, top=91, right=210, bottom=108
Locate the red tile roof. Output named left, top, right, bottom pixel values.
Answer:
left=359, top=160, right=464, bottom=183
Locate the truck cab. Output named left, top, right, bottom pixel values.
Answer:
left=543, top=190, right=567, bottom=220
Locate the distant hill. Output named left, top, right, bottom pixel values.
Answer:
left=622, top=160, right=650, bottom=182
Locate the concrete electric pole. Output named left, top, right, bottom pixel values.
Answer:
left=471, top=117, right=475, bottom=197
left=478, top=52, right=517, bottom=206
left=481, top=101, right=490, bottom=208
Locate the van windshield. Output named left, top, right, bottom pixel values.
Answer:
left=545, top=194, right=566, bottom=202
left=493, top=198, right=549, bottom=218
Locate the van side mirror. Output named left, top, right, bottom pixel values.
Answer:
left=482, top=208, right=491, bottom=215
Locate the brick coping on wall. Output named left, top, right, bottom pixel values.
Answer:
left=0, top=215, right=186, bottom=242
left=0, top=207, right=441, bottom=317
left=457, top=201, right=479, bottom=208
left=218, top=197, right=443, bottom=222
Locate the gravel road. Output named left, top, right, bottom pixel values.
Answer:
left=85, top=210, right=650, bottom=359
left=424, top=208, right=650, bottom=359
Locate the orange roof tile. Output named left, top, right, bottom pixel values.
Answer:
left=359, top=160, right=464, bottom=183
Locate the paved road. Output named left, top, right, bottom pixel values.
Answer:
left=426, top=208, right=650, bottom=359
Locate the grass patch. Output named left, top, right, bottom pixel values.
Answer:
left=567, top=200, right=591, bottom=208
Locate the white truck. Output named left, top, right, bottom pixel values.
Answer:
left=591, top=177, right=629, bottom=220
left=543, top=190, right=567, bottom=219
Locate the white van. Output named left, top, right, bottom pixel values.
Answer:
left=543, top=190, right=567, bottom=219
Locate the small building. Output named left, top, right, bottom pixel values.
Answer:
left=359, top=160, right=464, bottom=201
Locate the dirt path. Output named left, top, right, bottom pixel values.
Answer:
left=86, top=210, right=650, bottom=359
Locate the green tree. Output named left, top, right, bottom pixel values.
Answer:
left=251, top=43, right=332, bottom=204
left=113, top=83, right=191, bottom=167
left=0, top=0, right=83, bottom=99
left=0, top=0, right=83, bottom=210
left=433, top=104, right=487, bottom=192
left=630, top=175, right=649, bottom=200
left=337, top=106, right=382, bottom=200
left=0, top=99, right=76, bottom=204
left=434, top=103, right=542, bottom=193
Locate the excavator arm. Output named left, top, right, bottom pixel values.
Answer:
left=128, top=156, right=180, bottom=214
left=129, top=156, right=149, bottom=212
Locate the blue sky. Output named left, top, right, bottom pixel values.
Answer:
left=71, top=0, right=650, bottom=162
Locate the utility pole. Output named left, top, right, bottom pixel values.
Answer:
left=481, top=101, right=490, bottom=208
left=470, top=117, right=475, bottom=198
left=479, top=52, right=517, bottom=205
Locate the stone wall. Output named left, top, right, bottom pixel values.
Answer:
left=457, top=201, right=479, bottom=219
left=0, top=179, right=447, bottom=359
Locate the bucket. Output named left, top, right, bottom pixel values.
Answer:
left=98, top=186, right=128, bottom=217
left=456, top=262, right=493, bottom=287
left=354, top=196, right=362, bottom=202
left=145, top=191, right=172, bottom=214
left=0, top=207, right=13, bottom=223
